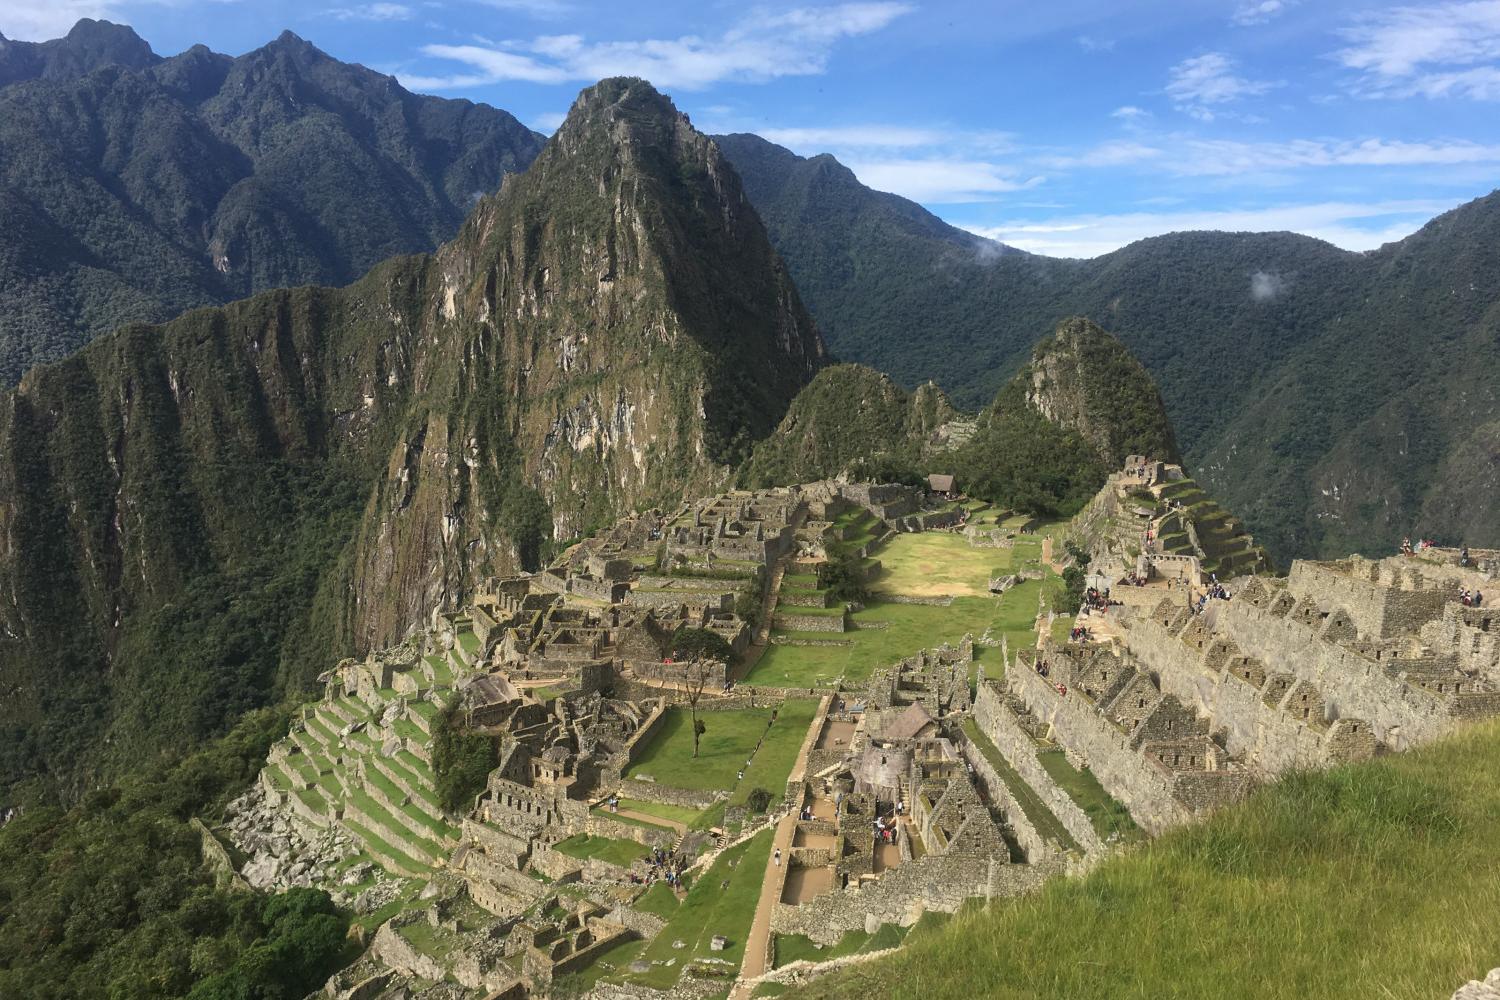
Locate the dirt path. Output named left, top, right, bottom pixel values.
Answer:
left=731, top=695, right=830, bottom=999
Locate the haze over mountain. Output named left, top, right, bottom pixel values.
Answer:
left=0, top=19, right=544, bottom=383
left=717, top=133, right=1500, bottom=564
left=0, top=76, right=822, bottom=800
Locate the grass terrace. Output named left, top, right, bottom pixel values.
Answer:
left=624, top=700, right=819, bottom=814
left=616, top=829, right=774, bottom=990
left=1035, top=748, right=1143, bottom=844
left=961, top=718, right=1079, bottom=855
left=553, top=834, right=651, bottom=868
left=749, top=523, right=1059, bottom=688
left=803, top=719, right=1500, bottom=1000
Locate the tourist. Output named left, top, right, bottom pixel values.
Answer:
left=773, top=848, right=781, bottom=867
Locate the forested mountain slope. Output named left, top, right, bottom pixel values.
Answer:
left=0, top=19, right=544, bottom=383
left=0, top=77, right=823, bottom=801
left=718, top=133, right=1500, bottom=561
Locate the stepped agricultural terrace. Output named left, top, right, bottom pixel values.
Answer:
left=213, top=469, right=1500, bottom=1000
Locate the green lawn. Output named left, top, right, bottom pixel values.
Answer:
left=625, top=700, right=818, bottom=805
left=804, top=720, right=1500, bottom=1000
left=619, top=829, right=774, bottom=989
left=633, top=881, right=681, bottom=918
left=961, top=717, right=1080, bottom=855
left=749, top=523, right=1058, bottom=689
left=1035, top=748, right=1143, bottom=844
left=613, top=797, right=706, bottom=827
left=553, top=834, right=651, bottom=867
left=773, top=923, right=908, bottom=968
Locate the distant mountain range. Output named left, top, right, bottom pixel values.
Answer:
left=0, top=19, right=1493, bottom=571
left=0, top=19, right=543, bottom=382
left=716, top=133, right=1500, bottom=563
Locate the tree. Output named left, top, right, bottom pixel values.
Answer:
left=431, top=703, right=498, bottom=813
left=818, top=550, right=871, bottom=603
left=671, top=627, right=735, bottom=759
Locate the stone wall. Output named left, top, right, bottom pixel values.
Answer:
left=971, top=684, right=1106, bottom=856
left=1007, top=659, right=1192, bottom=835
left=769, top=853, right=1060, bottom=945
left=1123, top=614, right=1373, bottom=776
left=773, top=611, right=847, bottom=633
left=1289, top=560, right=1449, bottom=639
left=1220, top=598, right=1459, bottom=750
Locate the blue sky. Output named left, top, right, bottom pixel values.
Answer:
left=8, top=0, right=1500, bottom=257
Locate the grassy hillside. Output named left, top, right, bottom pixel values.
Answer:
left=801, top=720, right=1500, bottom=1000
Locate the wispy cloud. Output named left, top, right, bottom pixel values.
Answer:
left=402, top=2, right=912, bottom=91
left=1046, top=136, right=1500, bottom=176
left=329, top=3, right=414, bottom=21
left=1, top=0, right=118, bottom=40
left=1231, top=0, right=1290, bottom=27
left=1166, top=52, right=1277, bottom=120
left=958, top=199, right=1452, bottom=257
left=844, top=159, right=1044, bottom=203
left=1336, top=1, right=1500, bottom=100
left=756, top=125, right=948, bottom=149
left=1077, top=35, right=1114, bottom=53
left=1111, top=105, right=1150, bottom=121
left=532, top=110, right=567, bottom=131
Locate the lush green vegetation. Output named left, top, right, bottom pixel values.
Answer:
left=773, top=923, right=909, bottom=968
left=0, top=706, right=351, bottom=999
left=961, top=717, right=1078, bottom=855
left=0, top=20, right=543, bottom=385
left=803, top=720, right=1500, bottom=1000
left=431, top=703, right=497, bottom=814
left=617, top=829, right=774, bottom=989
left=720, top=132, right=1500, bottom=563
left=741, top=364, right=953, bottom=487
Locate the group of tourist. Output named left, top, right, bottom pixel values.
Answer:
left=1401, top=536, right=1438, bottom=556
left=629, top=846, right=687, bottom=890
left=1068, top=624, right=1093, bottom=643
left=1459, top=588, right=1485, bottom=607
left=1080, top=585, right=1116, bottom=613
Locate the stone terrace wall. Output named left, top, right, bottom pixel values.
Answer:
left=1124, top=615, right=1354, bottom=776
left=1007, top=659, right=1192, bottom=835
left=1220, top=599, right=1457, bottom=750
left=972, top=683, right=1106, bottom=856
left=958, top=738, right=1049, bottom=862
left=770, top=853, right=1061, bottom=945
left=1289, top=560, right=1448, bottom=639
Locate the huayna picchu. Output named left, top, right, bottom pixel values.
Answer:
left=4, top=13, right=1500, bottom=1000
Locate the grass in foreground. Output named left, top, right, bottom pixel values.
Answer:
left=803, top=720, right=1500, bottom=1000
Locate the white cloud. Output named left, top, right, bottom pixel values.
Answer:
left=1249, top=270, right=1285, bottom=301
left=402, top=2, right=912, bottom=91
left=1037, top=135, right=1500, bottom=177
left=1111, top=105, right=1150, bottom=120
left=330, top=3, right=414, bottom=21
left=1336, top=1, right=1500, bottom=99
left=1077, top=35, right=1114, bottom=52
left=1231, top=0, right=1289, bottom=27
left=1, top=0, right=119, bottom=41
left=845, top=159, right=1044, bottom=203
left=956, top=199, right=1452, bottom=257
left=756, top=125, right=948, bottom=150
left=1165, top=52, right=1276, bottom=120
left=532, top=110, right=566, bottom=131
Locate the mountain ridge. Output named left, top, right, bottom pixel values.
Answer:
left=716, top=134, right=1500, bottom=562
left=0, top=20, right=545, bottom=384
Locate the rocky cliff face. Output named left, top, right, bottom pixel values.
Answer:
left=1018, top=317, right=1179, bottom=468
left=0, top=77, right=823, bottom=797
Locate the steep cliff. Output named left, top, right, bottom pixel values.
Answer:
left=1018, top=317, right=1179, bottom=468
left=0, top=77, right=823, bottom=798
